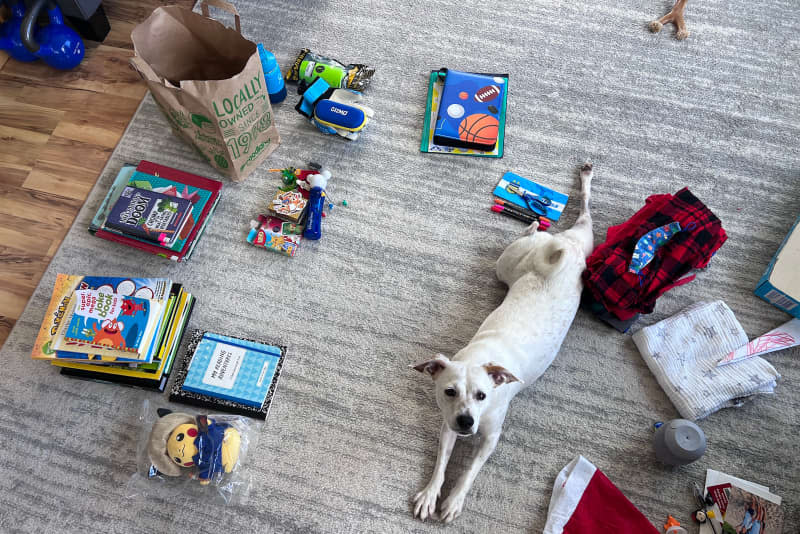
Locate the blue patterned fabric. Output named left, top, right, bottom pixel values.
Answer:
left=628, top=222, right=682, bottom=274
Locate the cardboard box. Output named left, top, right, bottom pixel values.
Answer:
left=755, top=214, right=800, bottom=317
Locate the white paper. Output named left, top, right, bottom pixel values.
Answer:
left=717, top=318, right=800, bottom=367
left=699, top=470, right=781, bottom=534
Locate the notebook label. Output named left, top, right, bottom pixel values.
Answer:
left=202, top=344, right=245, bottom=389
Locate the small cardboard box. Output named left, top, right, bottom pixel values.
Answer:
left=755, top=214, right=800, bottom=317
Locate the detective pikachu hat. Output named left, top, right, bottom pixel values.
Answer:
left=147, top=408, right=196, bottom=477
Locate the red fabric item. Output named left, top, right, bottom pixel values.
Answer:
left=583, top=188, right=727, bottom=319
left=564, top=470, right=660, bottom=534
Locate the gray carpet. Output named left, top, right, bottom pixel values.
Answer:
left=1, top=0, right=798, bottom=532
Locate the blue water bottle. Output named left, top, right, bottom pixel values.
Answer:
left=257, top=44, right=287, bottom=104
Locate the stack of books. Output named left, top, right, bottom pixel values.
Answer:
left=170, top=330, right=286, bottom=419
left=30, top=274, right=195, bottom=391
left=90, top=160, right=223, bottom=262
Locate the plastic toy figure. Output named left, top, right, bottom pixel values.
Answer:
left=303, top=169, right=331, bottom=240
left=147, top=409, right=241, bottom=484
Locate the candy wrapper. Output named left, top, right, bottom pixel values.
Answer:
left=285, top=48, right=375, bottom=91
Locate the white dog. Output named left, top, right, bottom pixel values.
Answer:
left=412, top=163, right=595, bottom=523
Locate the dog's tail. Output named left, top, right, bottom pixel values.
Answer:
left=531, top=239, right=571, bottom=279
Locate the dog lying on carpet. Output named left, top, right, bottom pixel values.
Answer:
left=412, top=163, right=595, bottom=522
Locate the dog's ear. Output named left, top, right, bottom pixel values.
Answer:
left=483, top=364, right=522, bottom=387
left=411, top=354, right=449, bottom=378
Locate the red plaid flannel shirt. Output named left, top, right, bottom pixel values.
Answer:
left=582, top=188, right=727, bottom=320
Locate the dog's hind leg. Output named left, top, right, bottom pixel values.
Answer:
left=413, top=423, right=457, bottom=521
left=561, top=162, right=594, bottom=258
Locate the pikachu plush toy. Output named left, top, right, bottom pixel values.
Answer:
left=147, top=409, right=241, bottom=484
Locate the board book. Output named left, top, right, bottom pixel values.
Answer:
left=421, top=70, right=508, bottom=158
left=170, top=330, right=287, bottom=420
left=493, top=172, right=569, bottom=222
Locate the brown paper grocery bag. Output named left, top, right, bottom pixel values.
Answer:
left=130, top=0, right=280, bottom=181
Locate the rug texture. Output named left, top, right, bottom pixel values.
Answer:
left=1, top=0, right=798, bottom=532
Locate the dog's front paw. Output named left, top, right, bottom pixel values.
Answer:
left=439, top=490, right=467, bottom=523
left=413, top=484, right=439, bottom=521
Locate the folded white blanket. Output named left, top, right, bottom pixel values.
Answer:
left=632, top=301, right=780, bottom=421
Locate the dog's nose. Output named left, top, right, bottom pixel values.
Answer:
left=456, top=414, right=474, bottom=430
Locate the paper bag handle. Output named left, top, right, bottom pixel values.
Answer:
left=200, top=0, right=242, bottom=34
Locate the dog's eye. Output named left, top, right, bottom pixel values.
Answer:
left=476, top=391, right=486, bottom=401
left=444, top=387, right=457, bottom=397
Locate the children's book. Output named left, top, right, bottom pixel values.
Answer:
left=105, top=186, right=193, bottom=246
left=57, top=291, right=195, bottom=391
left=493, top=172, right=569, bottom=222
left=170, top=330, right=287, bottom=420
left=247, top=215, right=302, bottom=257
left=53, top=290, right=163, bottom=361
left=31, top=275, right=171, bottom=361
left=421, top=70, right=508, bottom=158
left=92, top=161, right=222, bottom=262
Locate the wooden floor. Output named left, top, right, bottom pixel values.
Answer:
left=0, top=1, right=195, bottom=348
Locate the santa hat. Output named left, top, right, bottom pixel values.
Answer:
left=543, top=456, right=660, bottom=534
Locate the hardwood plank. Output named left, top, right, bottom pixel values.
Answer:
left=0, top=244, right=50, bottom=287
left=0, top=287, right=30, bottom=322
left=2, top=43, right=147, bottom=100
left=0, top=165, right=30, bottom=187
left=0, top=95, right=65, bottom=135
left=0, top=123, right=50, bottom=169
left=0, top=185, right=82, bottom=224
left=8, top=76, right=93, bottom=113
left=51, top=92, right=140, bottom=148
left=0, top=211, right=70, bottom=247
left=24, top=136, right=111, bottom=200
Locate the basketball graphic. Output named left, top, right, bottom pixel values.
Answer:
left=458, top=91, right=469, bottom=100
left=458, top=113, right=499, bottom=145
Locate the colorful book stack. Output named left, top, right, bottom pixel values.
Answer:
left=90, top=160, right=223, bottom=262
left=170, top=330, right=286, bottom=419
left=30, top=274, right=195, bottom=391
